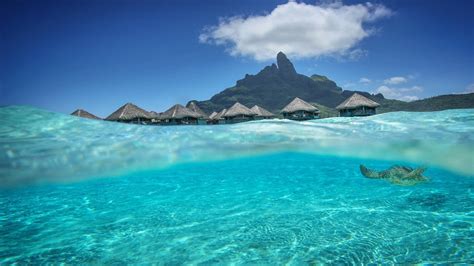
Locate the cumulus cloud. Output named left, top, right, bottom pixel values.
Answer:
left=374, top=85, right=423, bottom=101
left=399, top=95, right=419, bottom=101
left=384, top=76, right=408, bottom=85
left=199, top=1, right=392, bottom=61
left=359, top=77, right=371, bottom=84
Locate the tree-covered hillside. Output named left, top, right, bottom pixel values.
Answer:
left=189, top=52, right=474, bottom=116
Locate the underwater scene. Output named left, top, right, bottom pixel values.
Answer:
left=1, top=106, right=473, bottom=264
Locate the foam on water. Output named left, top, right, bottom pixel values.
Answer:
left=0, top=105, right=473, bottom=186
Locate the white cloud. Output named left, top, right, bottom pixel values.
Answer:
left=200, top=1, right=392, bottom=61
left=374, top=85, right=423, bottom=101
left=400, top=95, right=420, bottom=101
left=384, top=76, right=408, bottom=85
left=359, top=77, right=371, bottom=84
left=374, top=85, right=397, bottom=98
left=346, top=49, right=368, bottom=61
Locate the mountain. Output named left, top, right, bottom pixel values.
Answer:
left=193, top=52, right=353, bottom=113
left=377, top=93, right=474, bottom=113
left=190, top=52, right=474, bottom=115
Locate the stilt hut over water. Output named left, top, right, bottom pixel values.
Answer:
left=148, top=111, right=163, bottom=124
left=185, top=101, right=208, bottom=124
left=209, top=109, right=227, bottom=124
left=207, top=111, right=218, bottom=124
left=186, top=101, right=208, bottom=119
left=336, top=93, right=380, bottom=117
left=71, top=109, right=101, bottom=120
left=106, top=103, right=151, bottom=124
left=281, top=97, right=320, bottom=120
left=250, top=105, right=275, bottom=120
left=160, top=104, right=204, bottom=125
left=223, top=102, right=256, bottom=123
left=208, top=111, right=218, bottom=120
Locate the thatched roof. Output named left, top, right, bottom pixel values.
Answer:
left=71, top=109, right=101, bottom=120
left=336, top=93, right=380, bottom=110
left=148, top=111, right=162, bottom=119
left=214, top=108, right=227, bottom=120
left=186, top=101, right=208, bottom=118
left=250, top=105, right=275, bottom=117
left=223, top=102, right=256, bottom=117
left=208, top=111, right=218, bottom=120
left=106, top=103, right=150, bottom=121
left=161, top=104, right=203, bottom=119
left=281, top=97, right=319, bottom=113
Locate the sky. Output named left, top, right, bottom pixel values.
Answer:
left=1, top=0, right=473, bottom=117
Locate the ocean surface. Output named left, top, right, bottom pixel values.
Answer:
left=0, top=106, right=473, bottom=264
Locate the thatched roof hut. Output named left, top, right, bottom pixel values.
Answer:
left=148, top=111, right=161, bottom=119
left=106, top=103, right=150, bottom=121
left=223, top=102, right=256, bottom=118
left=186, top=101, right=208, bottom=118
left=281, top=97, right=319, bottom=114
left=208, top=111, right=218, bottom=120
left=214, top=109, right=227, bottom=120
left=250, top=105, right=275, bottom=118
left=71, top=109, right=101, bottom=120
left=336, top=93, right=380, bottom=117
left=161, top=104, right=203, bottom=119
left=336, top=93, right=380, bottom=110
left=148, top=111, right=166, bottom=123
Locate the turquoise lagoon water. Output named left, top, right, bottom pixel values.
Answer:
left=0, top=106, right=473, bottom=264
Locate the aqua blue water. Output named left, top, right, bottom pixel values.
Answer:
left=1, top=106, right=473, bottom=264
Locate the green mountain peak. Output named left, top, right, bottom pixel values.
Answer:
left=192, top=52, right=348, bottom=113
left=187, top=53, right=473, bottom=115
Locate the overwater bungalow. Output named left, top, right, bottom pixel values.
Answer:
left=186, top=101, right=208, bottom=119
left=209, top=108, right=227, bottom=124
left=160, top=104, right=205, bottom=125
left=336, top=93, right=380, bottom=117
left=223, top=102, right=256, bottom=123
left=71, top=109, right=101, bottom=120
left=250, top=105, right=276, bottom=120
left=105, top=103, right=151, bottom=124
left=207, top=111, right=218, bottom=124
left=208, top=111, right=218, bottom=120
left=185, top=101, right=208, bottom=124
left=148, top=111, right=163, bottom=124
left=281, top=97, right=320, bottom=120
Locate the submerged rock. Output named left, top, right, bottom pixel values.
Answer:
left=360, top=165, right=429, bottom=186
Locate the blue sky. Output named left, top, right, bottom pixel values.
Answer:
left=1, top=0, right=473, bottom=117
